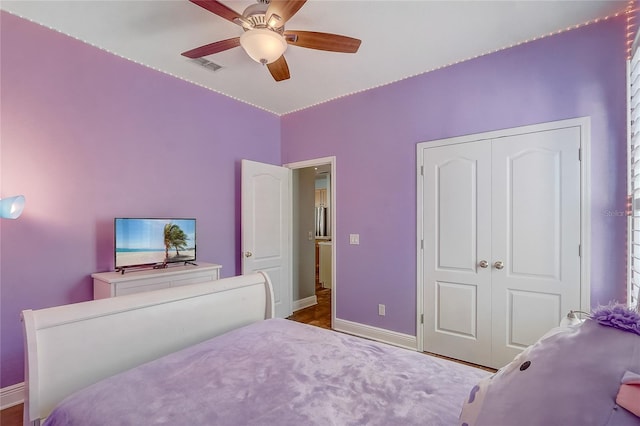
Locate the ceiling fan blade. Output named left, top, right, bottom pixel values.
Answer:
left=284, top=31, right=361, bottom=53
left=181, top=37, right=241, bottom=58
left=189, top=0, right=243, bottom=25
left=267, top=56, right=290, bottom=82
left=266, top=0, right=307, bottom=26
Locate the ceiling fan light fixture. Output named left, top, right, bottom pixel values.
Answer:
left=240, top=28, right=287, bottom=65
left=233, top=16, right=255, bottom=29
left=266, top=14, right=282, bottom=29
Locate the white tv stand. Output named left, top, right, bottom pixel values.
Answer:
left=92, top=262, right=222, bottom=299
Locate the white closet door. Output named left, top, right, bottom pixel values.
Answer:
left=490, top=128, right=581, bottom=368
left=421, top=124, right=583, bottom=369
left=422, top=141, right=493, bottom=366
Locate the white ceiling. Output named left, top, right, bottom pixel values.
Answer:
left=1, top=0, right=629, bottom=115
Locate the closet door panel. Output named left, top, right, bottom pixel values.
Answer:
left=490, top=127, right=581, bottom=368
left=422, top=141, right=492, bottom=366
left=509, top=149, right=562, bottom=278
left=437, top=157, right=480, bottom=272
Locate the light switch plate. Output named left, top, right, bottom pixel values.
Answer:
left=349, top=234, right=360, bottom=245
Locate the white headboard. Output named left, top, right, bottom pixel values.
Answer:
left=21, top=272, right=274, bottom=426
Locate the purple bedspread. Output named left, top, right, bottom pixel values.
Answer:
left=44, top=319, right=489, bottom=425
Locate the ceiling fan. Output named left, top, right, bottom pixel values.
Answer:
left=181, top=0, right=362, bottom=81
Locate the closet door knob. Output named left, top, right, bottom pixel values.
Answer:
left=479, top=260, right=489, bottom=268
left=494, top=261, right=504, bottom=270
left=244, top=251, right=253, bottom=258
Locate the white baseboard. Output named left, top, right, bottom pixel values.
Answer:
left=292, top=295, right=317, bottom=312
left=1, top=382, right=24, bottom=410
left=333, top=318, right=417, bottom=351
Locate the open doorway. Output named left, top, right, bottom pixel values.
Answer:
left=286, top=157, right=336, bottom=329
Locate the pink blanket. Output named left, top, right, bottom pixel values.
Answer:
left=617, top=371, right=640, bottom=417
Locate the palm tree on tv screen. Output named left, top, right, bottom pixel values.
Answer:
left=164, top=223, right=188, bottom=260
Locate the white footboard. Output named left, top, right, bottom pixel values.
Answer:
left=21, top=272, right=274, bottom=426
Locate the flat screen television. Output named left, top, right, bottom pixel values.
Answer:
left=115, top=218, right=196, bottom=271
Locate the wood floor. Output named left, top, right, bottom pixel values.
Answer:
left=1, top=402, right=21, bottom=426
left=288, top=287, right=331, bottom=329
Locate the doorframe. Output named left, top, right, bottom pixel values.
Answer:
left=416, top=117, right=591, bottom=352
left=284, top=156, right=336, bottom=328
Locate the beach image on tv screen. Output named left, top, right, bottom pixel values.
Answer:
left=115, top=218, right=196, bottom=268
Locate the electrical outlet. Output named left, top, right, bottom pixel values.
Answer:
left=378, top=304, right=385, bottom=316
left=349, top=234, right=360, bottom=245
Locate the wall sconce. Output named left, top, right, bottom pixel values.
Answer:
left=0, top=195, right=26, bottom=219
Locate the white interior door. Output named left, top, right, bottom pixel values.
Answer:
left=490, top=128, right=581, bottom=367
left=241, top=159, right=292, bottom=318
left=422, top=141, right=493, bottom=366
left=420, top=122, right=583, bottom=369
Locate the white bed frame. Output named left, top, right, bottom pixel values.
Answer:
left=21, top=272, right=274, bottom=426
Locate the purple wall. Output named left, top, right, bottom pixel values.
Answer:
left=0, top=12, right=280, bottom=388
left=282, top=16, right=628, bottom=336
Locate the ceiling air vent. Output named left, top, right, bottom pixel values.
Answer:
left=191, top=58, right=222, bottom=72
